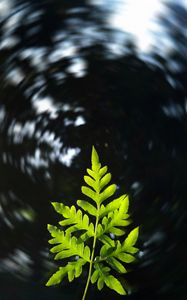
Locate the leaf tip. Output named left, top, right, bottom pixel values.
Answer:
left=92, top=145, right=99, bottom=164
left=134, top=226, right=140, bottom=235
left=51, top=202, right=58, bottom=209
left=45, top=281, right=50, bottom=287
left=47, top=224, right=52, bottom=231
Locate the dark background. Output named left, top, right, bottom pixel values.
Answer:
left=0, top=0, right=186, bottom=299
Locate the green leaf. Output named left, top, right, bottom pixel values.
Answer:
left=92, top=262, right=126, bottom=295
left=100, top=244, right=115, bottom=258
left=51, top=202, right=69, bottom=217
left=46, top=146, right=139, bottom=297
left=87, top=168, right=97, bottom=180
left=50, top=244, right=64, bottom=253
left=99, top=184, right=117, bottom=204
left=77, top=200, right=97, bottom=216
left=84, top=175, right=96, bottom=190
left=91, top=146, right=101, bottom=171
left=97, top=277, right=104, bottom=290
left=53, top=204, right=94, bottom=238
left=127, top=246, right=139, bottom=254
left=99, top=234, right=115, bottom=247
left=97, top=199, right=131, bottom=239
left=105, top=275, right=126, bottom=295
left=48, top=229, right=91, bottom=262
left=123, top=227, right=139, bottom=249
left=106, top=257, right=127, bottom=273
left=84, top=246, right=91, bottom=261
left=99, top=194, right=128, bottom=218
left=81, top=186, right=97, bottom=202
left=109, top=227, right=125, bottom=236
left=46, top=259, right=86, bottom=286
left=68, top=269, right=74, bottom=282
left=116, top=253, right=136, bottom=263
left=99, top=166, right=108, bottom=178
left=100, top=173, right=111, bottom=190
left=46, top=267, right=66, bottom=286
left=92, top=146, right=99, bottom=166
left=91, top=270, right=99, bottom=284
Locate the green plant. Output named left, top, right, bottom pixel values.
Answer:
left=46, top=146, right=139, bottom=299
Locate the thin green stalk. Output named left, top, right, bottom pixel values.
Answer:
left=82, top=207, right=99, bottom=300
left=82, top=180, right=100, bottom=300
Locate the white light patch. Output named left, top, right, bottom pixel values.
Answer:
left=0, top=0, right=11, bottom=17
left=74, top=116, right=86, bottom=126
left=0, top=106, right=5, bottom=123
left=48, top=41, right=77, bottom=63
left=0, top=36, right=19, bottom=49
left=109, top=0, right=165, bottom=52
left=67, top=58, right=87, bottom=78
left=32, top=95, right=58, bottom=118
left=179, top=0, right=187, bottom=8
left=6, top=68, right=24, bottom=85
left=20, top=47, right=47, bottom=71
left=59, top=147, right=80, bottom=167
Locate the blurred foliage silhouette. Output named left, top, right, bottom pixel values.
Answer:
left=0, top=0, right=187, bottom=299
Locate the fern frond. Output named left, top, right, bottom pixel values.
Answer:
left=47, top=224, right=91, bottom=262
left=51, top=202, right=94, bottom=238
left=46, top=258, right=87, bottom=286
left=96, top=198, right=131, bottom=240
left=46, top=146, right=139, bottom=299
left=81, top=146, right=117, bottom=205
left=99, top=194, right=129, bottom=218
left=77, top=200, right=97, bottom=217
left=98, top=228, right=139, bottom=273
left=91, top=263, right=126, bottom=295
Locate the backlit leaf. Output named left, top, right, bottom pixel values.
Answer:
left=123, top=227, right=139, bottom=249
left=91, top=270, right=99, bottom=284
left=97, top=277, right=104, bottom=290
left=46, top=267, right=66, bottom=286
left=116, top=253, right=136, bottom=263
left=77, top=200, right=97, bottom=216
left=84, top=175, right=96, bottom=190
left=105, top=275, right=126, bottom=295
left=46, top=146, right=139, bottom=297
left=87, top=168, right=97, bottom=179
left=81, top=186, right=96, bottom=201
left=99, top=184, right=117, bottom=203
left=99, top=166, right=108, bottom=178
left=106, top=257, right=127, bottom=273
left=100, top=173, right=111, bottom=190
left=91, top=146, right=99, bottom=166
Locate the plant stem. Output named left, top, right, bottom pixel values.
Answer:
left=82, top=206, right=100, bottom=300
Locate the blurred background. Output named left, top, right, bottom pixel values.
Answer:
left=0, top=0, right=187, bottom=299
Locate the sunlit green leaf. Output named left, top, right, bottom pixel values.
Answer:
left=46, top=267, right=66, bottom=286
left=100, top=173, right=111, bottom=190
left=81, top=186, right=97, bottom=201
left=84, top=175, right=96, bottom=190
left=68, top=269, right=74, bottom=282
left=99, top=166, right=108, bottom=178
left=87, top=168, right=97, bottom=180
left=46, top=146, right=139, bottom=298
left=97, top=277, right=104, bottom=290
left=77, top=200, right=97, bottom=216
left=105, top=275, right=126, bottom=295
left=99, top=184, right=117, bottom=203
left=116, top=253, right=136, bottom=263
left=91, top=270, right=99, bottom=284
left=91, top=146, right=99, bottom=166
left=123, top=227, right=139, bottom=249
left=106, top=257, right=127, bottom=273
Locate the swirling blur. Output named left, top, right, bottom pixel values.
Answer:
left=0, top=0, right=187, bottom=299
